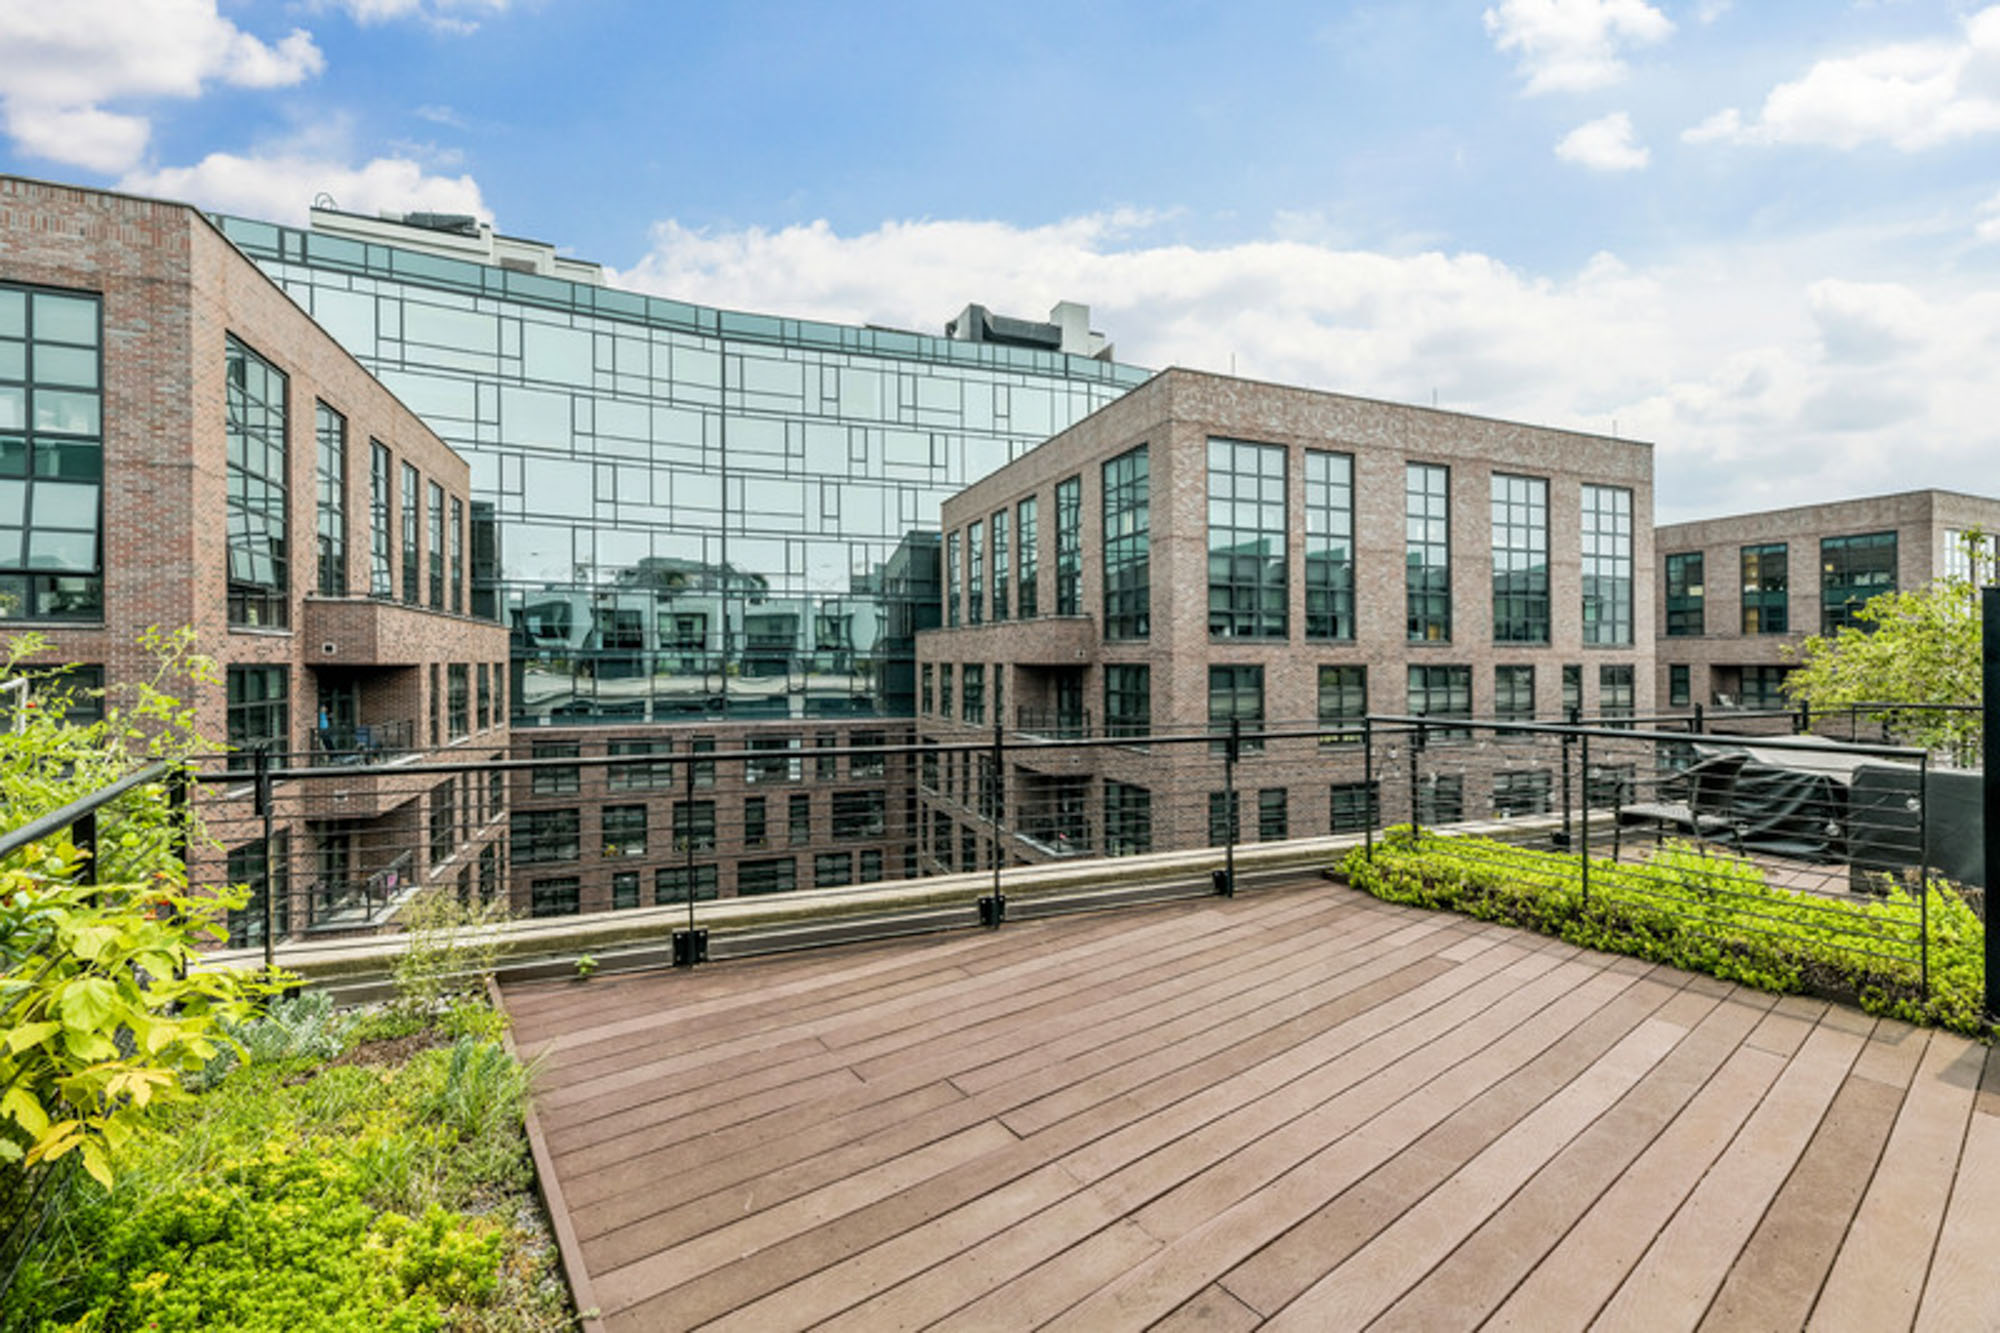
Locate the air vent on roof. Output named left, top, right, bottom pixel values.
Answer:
left=499, top=257, right=537, bottom=274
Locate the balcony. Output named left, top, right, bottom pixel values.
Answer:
left=310, top=720, right=416, bottom=767
left=303, top=594, right=505, bottom=667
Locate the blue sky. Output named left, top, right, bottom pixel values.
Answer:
left=4, top=1, right=1999, bottom=521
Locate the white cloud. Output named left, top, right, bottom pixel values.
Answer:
left=1978, top=191, right=2000, bottom=243
left=1685, top=5, right=2000, bottom=150
left=612, top=212, right=2000, bottom=521
left=0, top=0, right=323, bottom=172
left=1555, top=111, right=1650, bottom=170
left=317, top=0, right=510, bottom=33
left=1483, top=0, right=1675, bottom=95
left=121, top=151, right=486, bottom=225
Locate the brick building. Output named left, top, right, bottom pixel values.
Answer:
left=1654, top=489, right=2000, bottom=713
left=0, top=176, right=508, bottom=943
left=917, top=368, right=1654, bottom=865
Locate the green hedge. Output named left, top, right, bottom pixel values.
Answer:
left=1338, top=829, right=1985, bottom=1036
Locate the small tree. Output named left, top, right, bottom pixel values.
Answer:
left=1785, top=532, right=1987, bottom=761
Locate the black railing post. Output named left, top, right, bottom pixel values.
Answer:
left=1692, top=702, right=1705, bottom=736
left=1362, top=716, right=1375, bottom=863
left=1557, top=705, right=1578, bottom=849
left=72, top=808, right=98, bottom=888
left=1579, top=727, right=1592, bottom=911
left=1220, top=716, right=1239, bottom=896
left=1983, top=588, right=1999, bottom=1026
left=986, top=719, right=1005, bottom=924
left=254, top=742, right=276, bottom=974
left=1797, top=699, right=1812, bottom=735
left=1920, top=750, right=1931, bottom=1005
left=1409, top=721, right=1426, bottom=840
left=674, top=748, right=705, bottom=967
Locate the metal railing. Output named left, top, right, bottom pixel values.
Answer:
left=310, top=719, right=416, bottom=766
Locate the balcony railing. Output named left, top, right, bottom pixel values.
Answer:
left=311, top=719, right=416, bottom=766
left=1015, top=707, right=1090, bottom=739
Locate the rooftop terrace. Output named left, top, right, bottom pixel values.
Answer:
left=501, top=876, right=2000, bottom=1332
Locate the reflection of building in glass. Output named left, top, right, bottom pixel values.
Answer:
left=214, top=207, right=1148, bottom=727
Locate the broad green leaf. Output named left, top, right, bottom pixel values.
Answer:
left=0, top=1087, right=48, bottom=1138
left=79, top=1139, right=111, bottom=1188
left=58, top=977, right=119, bottom=1032
left=6, top=1020, right=60, bottom=1054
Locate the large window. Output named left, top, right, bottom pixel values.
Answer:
left=1104, top=782, right=1152, bottom=857
left=945, top=529, right=961, bottom=628
left=1104, top=664, right=1150, bottom=740
left=1304, top=450, right=1354, bottom=641
left=1742, top=543, right=1788, bottom=633
left=1665, top=552, right=1704, bottom=636
left=315, top=402, right=347, bottom=596
left=1207, top=438, right=1286, bottom=639
left=1329, top=782, right=1380, bottom=834
left=962, top=663, right=985, bottom=724
left=1494, top=771, right=1553, bottom=817
left=1017, top=495, right=1039, bottom=617
left=655, top=864, right=718, bottom=904
left=400, top=464, right=420, bottom=605
left=1406, top=463, right=1450, bottom=642
left=429, top=781, right=455, bottom=867
left=512, top=808, right=579, bottom=864
left=833, top=789, right=887, bottom=840
left=226, top=832, right=290, bottom=949
left=0, top=283, right=103, bottom=621
left=226, top=665, right=288, bottom=769
left=607, top=738, right=671, bottom=789
left=1599, top=664, right=1635, bottom=724
left=990, top=508, right=1009, bottom=621
left=450, top=495, right=464, bottom=614
left=1581, top=485, right=1633, bottom=645
left=530, top=878, right=580, bottom=918
left=1408, top=664, right=1472, bottom=741
left=226, top=336, right=289, bottom=628
left=1491, top=474, right=1549, bottom=643
left=966, top=519, right=984, bottom=625
left=1054, top=477, right=1081, bottom=615
left=740, top=858, right=797, bottom=896
left=530, top=741, right=579, bottom=795
left=1317, top=665, right=1366, bottom=745
left=447, top=663, right=469, bottom=738
left=1258, top=788, right=1289, bottom=842
left=1209, top=664, right=1265, bottom=754
left=1741, top=664, right=1793, bottom=709
left=672, top=800, right=717, bottom=852
left=1495, top=664, right=1535, bottom=727
left=1669, top=664, right=1691, bottom=707
left=601, top=805, right=647, bottom=858
left=427, top=480, right=445, bottom=610
left=1822, top=532, right=1897, bottom=633
left=369, top=441, right=393, bottom=598
left=1103, top=446, right=1150, bottom=638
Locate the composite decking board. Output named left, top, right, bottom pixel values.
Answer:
left=536, top=895, right=1358, bottom=1116
left=1364, top=983, right=1758, bottom=1333
left=1262, top=1017, right=1688, bottom=1331
left=497, top=882, right=1994, bottom=1333
left=1099, top=952, right=1615, bottom=1240
left=1482, top=1030, right=1788, bottom=1332
left=1699, top=1070, right=1906, bottom=1332
left=1212, top=973, right=1686, bottom=1319
left=529, top=905, right=1224, bottom=1101
left=567, top=938, right=1457, bottom=1268
left=1810, top=1029, right=1980, bottom=1333
left=1032, top=963, right=1645, bottom=1331
left=554, top=902, right=1439, bottom=1218
left=573, top=924, right=1469, bottom=1262
left=1591, top=1020, right=1869, bottom=1329
left=1050, top=940, right=1549, bottom=1190
left=1914, top=1080, right=2000, bottom=1330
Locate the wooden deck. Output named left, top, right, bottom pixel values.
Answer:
left=499, top=879, right=2000, bottom=1331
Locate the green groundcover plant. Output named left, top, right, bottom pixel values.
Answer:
left=1339, top=828, right=1984, bottom=1036
left=1, top=996, right=568, bottom=1333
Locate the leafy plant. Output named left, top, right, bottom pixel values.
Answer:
left=1340, top=827, right=1984, bottom=1034
left=390, top=891, right=509, bottom=1025
left=573, top=954, right=597, bottom=981
left=0, top=630, right=275, bottom=1191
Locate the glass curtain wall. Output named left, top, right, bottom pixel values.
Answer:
left=216, top=213, right=1147, bottom=724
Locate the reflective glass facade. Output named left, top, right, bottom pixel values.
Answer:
left=0, top=283, right=102, bottom=621
left=216, top=214, right=1146, bottom=724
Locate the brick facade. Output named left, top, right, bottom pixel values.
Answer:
left=0, top=176, right=507, bottom=942
left=918, top=368, right=1655, bottom=863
